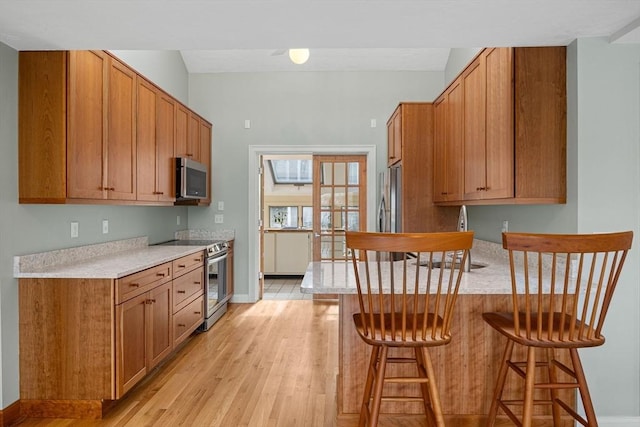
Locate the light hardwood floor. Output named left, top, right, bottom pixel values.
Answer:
left=15, top=300, right=516, bottom=427
left=16, top=300, right=339, bottom=427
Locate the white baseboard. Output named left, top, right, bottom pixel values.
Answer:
left=599, top=417, right=640, bottom=427
left=229, top=294, right=255, bottom=303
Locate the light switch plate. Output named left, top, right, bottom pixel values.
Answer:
left=102, top=219, right=109, bottom=234
left=71, top=222, right=79, bottom=238
left=218, top=201, right=224, bottom=211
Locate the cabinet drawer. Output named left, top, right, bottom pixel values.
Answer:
left=173, top=295, right=204, bottom=346
left=173, top=266, right=204, bottom=311
left=173, top=251, right=205, bottom=277
left=117, top=262, right=172, bottom=303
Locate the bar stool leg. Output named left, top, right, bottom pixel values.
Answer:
left=368, top=345, right=389, bottom=427
left=546, top=348, right=562, bottom=426
left=421, top=347, right=445, bottom=427
left=570, top=348, right=599, bottom=427
left=486, top=340, right=515, bottom=426
left=522, top=346, right=537, bottom=427
left=359, top=346, right=380, bottom=427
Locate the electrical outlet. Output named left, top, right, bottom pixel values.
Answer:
left=102, top=219, right=109, bottom=234
left=214, top=214, right=224, bottom=224
left=501, top=220, right=509, bottom=233
left=71, top=221, right=79, bottom=238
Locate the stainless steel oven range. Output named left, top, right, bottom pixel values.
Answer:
left=156, top=239, right=230, bottom=331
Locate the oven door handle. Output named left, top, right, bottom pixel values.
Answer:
left=208, top=252, right=228, bottom=263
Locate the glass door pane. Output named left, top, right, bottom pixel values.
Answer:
left=313, top=155, right=366, bottom=262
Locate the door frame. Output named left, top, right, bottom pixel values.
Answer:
left=247, top=145, right=377, bottom=303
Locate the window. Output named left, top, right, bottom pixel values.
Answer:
left=268, top=159, right=312, bottom=185
left=269, top=206, right=299, bottom=228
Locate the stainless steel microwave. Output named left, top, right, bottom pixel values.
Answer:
left=176, top=157, right=207, bottom=199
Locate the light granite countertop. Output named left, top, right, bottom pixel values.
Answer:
left=301, top=239, right=515, bottom=295
left=13, top=230, right=236, bottom=279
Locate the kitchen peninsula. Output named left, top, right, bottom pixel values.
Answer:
left=301, top=239, right=575, bottom=423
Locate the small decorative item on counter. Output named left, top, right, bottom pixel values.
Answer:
left=273, top=211, right=287, bottom=228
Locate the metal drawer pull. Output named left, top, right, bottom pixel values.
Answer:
left=178, top=323, right=186, bottom=327
left=177, top=290, right=186, bottom=294
left=145, top=299, right=156, bottom=304
left=194, top=281, right=201, bottom=285
left=178, top=264, right=186, bottom=268
left=194, top=311, right=201, bottom=315
left=129, top=283, right=140, bottom=288
left=156, top=273, right=166, bottom=277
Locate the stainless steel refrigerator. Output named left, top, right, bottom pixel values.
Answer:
left=377, top=167, right=401, bottom=233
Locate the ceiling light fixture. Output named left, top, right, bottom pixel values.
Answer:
left=288, top=48, right=310, bottom=65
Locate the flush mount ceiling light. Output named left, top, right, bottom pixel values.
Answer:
left=288, top=48, right=310, bottom=65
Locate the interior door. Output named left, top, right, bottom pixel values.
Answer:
left=313, top=155, right=367, bottom=262
left=258, top=155, right=265, bottom=299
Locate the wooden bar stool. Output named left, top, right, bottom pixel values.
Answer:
left=346, top=231, right=474, bottom=427
left=483, top=231, right=633, bottom=427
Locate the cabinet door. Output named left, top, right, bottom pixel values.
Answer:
left=116, top=292, right=148, bottom=398
left=484, top=48, right=514, bottom=199
left=148, top=282, right=173, bottom=369
left=199, top=119, right=212, bottom=202
left=227, top=241, right=234, bottom=298
left=67, top=50, right=107, bottom=199
left=136, top=78, right=158, bottom=202
left=444, top=79, right=464, bottom=201
left=387, top=107, right=401, bottom=166
left=107, top=57, right=137, bottom=200
left=156, top=93, right=176, bottom=202
left=175, top=103, right=189, bottom=159
left=188, top=112, right=201, bottom=161
left=433, top=97, right=447, bottom=203
left=263, top=232, right=276, bottom=274
left=276, top=232, right=312, bottom=274
left=463, top=56, right=487, bottom=200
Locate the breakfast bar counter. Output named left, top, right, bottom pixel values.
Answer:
left=301, top=239, right=575, bottom=423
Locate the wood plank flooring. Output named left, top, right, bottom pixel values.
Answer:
left=15, top=300, right=338, bottom=427
left=14, top=299, right=529, bottom=427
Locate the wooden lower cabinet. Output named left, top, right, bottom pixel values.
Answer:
left=19, top=252, right=206, bottom=419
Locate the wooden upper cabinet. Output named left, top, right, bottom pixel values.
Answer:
left=174, top=103, right=189, bottom=160
left=199, top=119, right=212, bottom=203
left=156, top=93, right=177, bottom=203
left=106, top=58, right=137, bottom=201
left=484, top=48, right=514, bottom=200
left=432, top=97, right=447, bottom=203
left=66, top=50, right=108, bottom=200
left=175, top=107, right=201, bottom=161
left=66, top=51, right=136, bottom=201
left=463, top=48, right=514, bottom=201
left=386, top=107, right=402, bottom=166
left=136, top=79, right=176, bottom=203
left=433, top=78, right=464, bottom=203
left=18, top=50, right=212, bottom=206
left=433, top=46, right=566, bottom=206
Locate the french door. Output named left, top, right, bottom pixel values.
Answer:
left=312, top=155, right=367, bottom=261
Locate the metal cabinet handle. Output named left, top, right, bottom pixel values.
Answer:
left=130, top=283, right=140, bottom=288
left=177, top=290, right=186, bottom=294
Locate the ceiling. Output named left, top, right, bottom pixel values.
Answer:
left=1, top=0, right=640, bottom=73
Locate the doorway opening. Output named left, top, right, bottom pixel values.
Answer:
left=248, top=145, right=377, bottom=303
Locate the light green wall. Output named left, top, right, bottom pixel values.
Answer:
left=573, top=37, right=640, bottom=416
left=109, top=50, right=189, bottom=104
left=444, top=47, right=482, bottom=87
left=0, top=44, right=190, bottom=408
left=186, top=71, right=445, bottom=301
